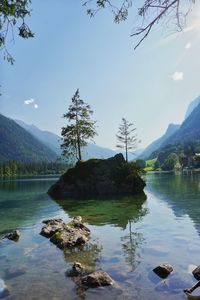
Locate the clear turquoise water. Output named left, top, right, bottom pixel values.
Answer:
left=0, top=173, right=200, bottom=299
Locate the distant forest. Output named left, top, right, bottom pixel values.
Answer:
left=0, top=161, right=68, bottom=177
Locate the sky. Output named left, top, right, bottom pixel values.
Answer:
left=1, top=0, right=200, bottom=150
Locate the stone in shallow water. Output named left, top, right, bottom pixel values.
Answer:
left=80, top=271, right=115, bottom=288
left=193, top=266, right=200, bottom=281
left=153, top=263, right=173, bottom=279
left=4, top=230, right=20, bottom=241
left=50, top=226, right=89, bottom=249
left=66, top=262, right=94, bottom=277
left=4, top=267, right=26, bottom=280
left=188, top=265, right=197, bottom=275
left=40, top=218, right=64, bottom=238
left=40, top=217, right=91, bottom=250
left=0, top=279, right=9, bottom=298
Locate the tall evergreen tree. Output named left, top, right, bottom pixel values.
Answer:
left=61, top=89, right=97, bottom=162
left=116, top=118, right=140, bottom=162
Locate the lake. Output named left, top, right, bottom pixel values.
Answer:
left=0, top=173, right=200, bottom=299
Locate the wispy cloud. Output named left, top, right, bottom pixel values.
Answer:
left=24, top=98, right=38, bottom=109
left=170, top=71, right=184, bottom=81
left=24, top=98, right=34, bottom=105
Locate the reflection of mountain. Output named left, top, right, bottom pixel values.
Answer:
left=146, top=173, right=200, bottom=233
left=55, top=194, right=148, bottom=229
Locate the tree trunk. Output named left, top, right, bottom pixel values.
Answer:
left=77, top=138, right=82, bottom=161
left=125, top=137, right=128, bottom=162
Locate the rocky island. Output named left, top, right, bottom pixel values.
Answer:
left=48, top=154, right=145, bottom=199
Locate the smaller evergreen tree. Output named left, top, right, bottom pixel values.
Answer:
left=61, top=89, right=97, bottom=162
left=116, top=118, right=140, bottom=162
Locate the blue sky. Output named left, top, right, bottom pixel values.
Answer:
left=1, top=1, right=200, bottom=150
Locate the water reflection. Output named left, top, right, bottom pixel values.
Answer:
left=64, top=242, right=102, bottom=267
left=121, top=221, right=144, bottom=271
left=147, top=173, right=200, bottom=234
left=55, top=194, right=148, bottom=229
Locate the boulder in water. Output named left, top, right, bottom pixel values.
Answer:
left=153, top=263, right=173, bottom=279
left=48, top=154, right=146, bottom=199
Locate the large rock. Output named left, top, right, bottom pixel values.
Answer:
left=80, top=271, right=114, bottom=288
left=50, top=226, right=89, bottom=249
left=40, top=217, right=90, bottom=250
left=40, top=219, right=65, bottom=238
left=48, top=154, right=146, bottom=199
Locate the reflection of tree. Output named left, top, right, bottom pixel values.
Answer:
left=64, top=242, right=102, bottom=269
left=121, top=221, right=144, bottom=271
left=121, top=205, right=148, bottom=271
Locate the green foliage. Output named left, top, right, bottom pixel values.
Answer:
left=116, top=118, right=140, bottom=162
left=112, top=161, right=143, bottom=187
left=0, top=0, right=33, bottom=64
left=61, top=89, right=97, bottom=162
left=144, top=158, right=157, bottom=171
left=161, top=152, right=180, bottom=171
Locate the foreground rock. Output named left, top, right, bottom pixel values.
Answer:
left=153, top=264, right=173, bottom=279
left=67, top=262, right=115, bottom=290
left=48, top=154, right=146, bottom=199
left=193, top=266, right=200, bottom=281
left=40, top=217, right=90, bottom=250
left=80, top=271, right=115, bottom=288
left=40, top=219, right=64, bottom=238
left=4, top=230, right=20, bottom=242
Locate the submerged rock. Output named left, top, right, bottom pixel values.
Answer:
left=40, top=217, right=90, bottom=250
left=4, top=230, right=20, bottom=241
left=66, top=262, right=94, bottom=277
left=4, top=267, right=26, bottom=280
left=80, top=271, right=114, bottom=288
left=0, top=279, right=9, bottom=298
left=48, top=154, right=146, bottom=199
left=193, top=266, right=200, bottom=281
left=153, top=263, right=173, bottom=279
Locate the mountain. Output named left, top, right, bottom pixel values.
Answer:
left=162, top=101, right=200, bottom=147
left=185, top=95, right=200, bottom=120
left=16, top=119, right=142, bottom=160
left=0, top=114, right=58, bottom=163
left=15, top=120, right=116, bottom=159
left=15, top=119, right=61, bottom=155
left=140, top=123, right=180, bottom=159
